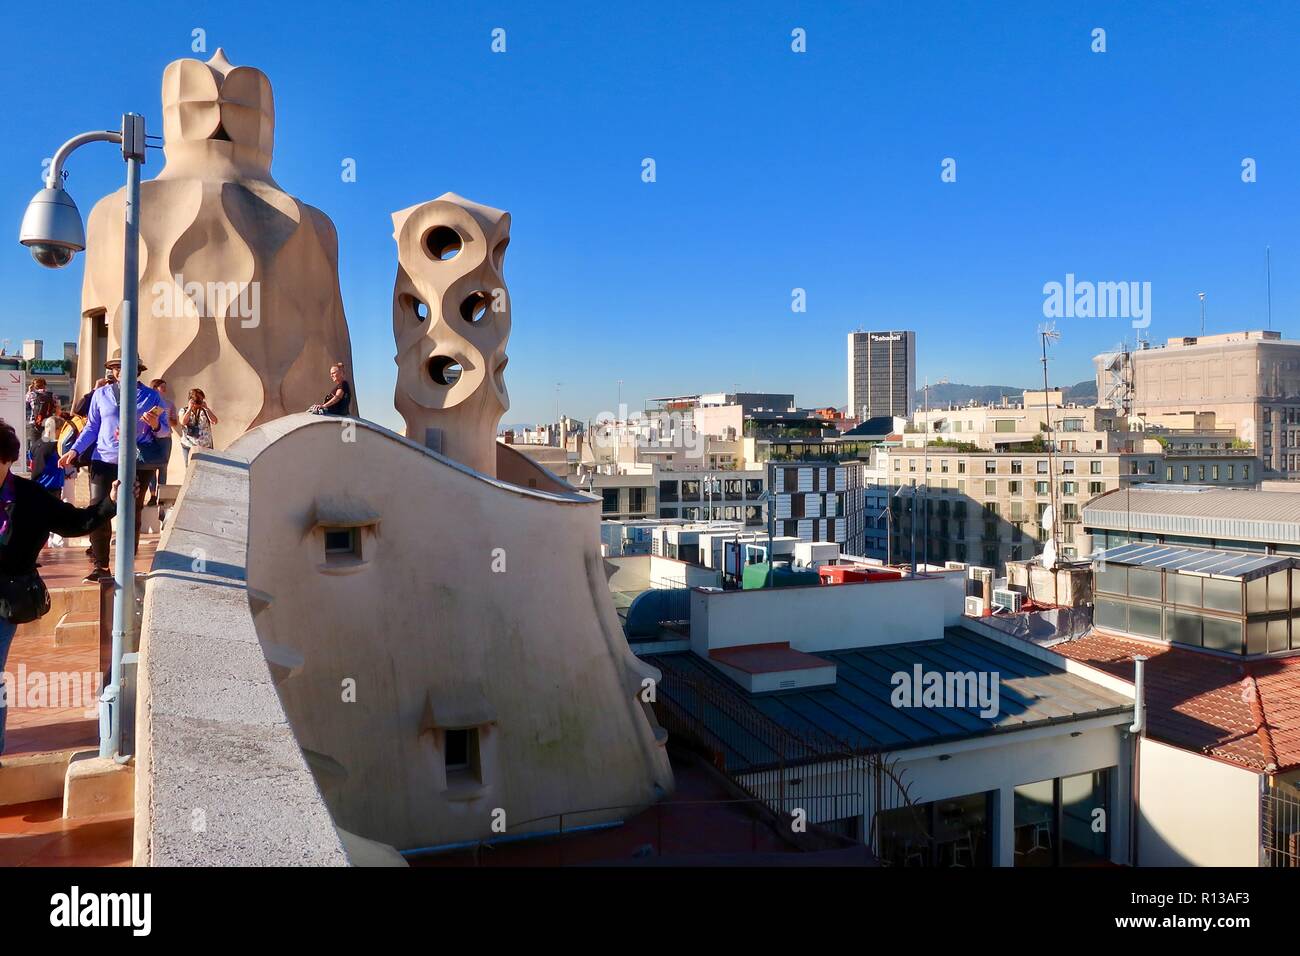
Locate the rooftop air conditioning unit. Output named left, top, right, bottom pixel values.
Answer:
left=969, top=567, right=994, bottom=584
left=964, top=596, right=986, bottom=617
left=992, top=588, right=1024, bottom=613
left=945, top=561, right=967, bottom=571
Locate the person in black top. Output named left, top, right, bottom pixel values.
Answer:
left=310, top=363, right=352, bottom=416
left=0, top=419, right=118, bottom=757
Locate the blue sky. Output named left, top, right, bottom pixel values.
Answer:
left=1, top=1, right=1297, bottom=430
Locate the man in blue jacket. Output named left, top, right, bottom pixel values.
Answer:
left=58, top=351, right=168, bottom=582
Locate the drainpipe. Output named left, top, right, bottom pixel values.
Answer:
left=1128, top=655, right=1147, bottom=866
left=1129, top=656, right=1147, bottom=735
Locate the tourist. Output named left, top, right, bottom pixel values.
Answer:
left=29, top=396, right=64, bottom=499
left=309, top=363, right=351, bottom=416
left=0, top=418, right=119, bottom=759
left=24, top=378, right=49, bottom=449
left=57, top=351, right=167, bottom=583
left=145, top=378, right=180, bottom=506
left=179, top=388, right=219, bottom=466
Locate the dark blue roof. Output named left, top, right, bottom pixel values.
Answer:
left=647, top=628, right=1131, bottom=771
left=841, top=416, right=897, bottom=437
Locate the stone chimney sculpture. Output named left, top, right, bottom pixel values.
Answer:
left=391, top=194, right=511, bottom=475
left=76, top=48, right=357, bottom=448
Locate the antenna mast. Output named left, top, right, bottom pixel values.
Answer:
left=1039, top=324, right=1062, bottom=571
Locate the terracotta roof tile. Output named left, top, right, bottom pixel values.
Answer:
left=1052, top=630, right=1300, bottom=773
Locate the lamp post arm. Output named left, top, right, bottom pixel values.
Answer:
left=45, top=130, right=122, bottom=188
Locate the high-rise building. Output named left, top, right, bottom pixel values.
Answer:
left=848, top=330, right=916, bottom=422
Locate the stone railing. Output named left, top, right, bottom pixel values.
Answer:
left=132, top=437, right=349, bottom=866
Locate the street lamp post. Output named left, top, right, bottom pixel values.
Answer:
left=19, top=113, right=148, bottom=761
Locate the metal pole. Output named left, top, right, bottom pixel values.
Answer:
left=104, top=113, right=144, bottom=761
left=922, top=382, right=930, bottom=570
left=766, top=462, right=774, bottom=589
left=909, top=484, right=916, bottom=576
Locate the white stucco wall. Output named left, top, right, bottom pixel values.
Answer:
left=238, top=416, right=673, bottom=851
left=738, top=717, right=1132, bottom=866
left=1136, top=737, right=1261, bottom=867
left=689, top=572, right=965, bottom=656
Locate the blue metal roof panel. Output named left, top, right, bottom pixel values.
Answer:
left=646, top=629, right=1132, bottom=769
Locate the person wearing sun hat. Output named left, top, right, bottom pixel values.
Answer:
left=57, top=350, right=168, bottom=583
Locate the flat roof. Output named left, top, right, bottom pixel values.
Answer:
left=647, top=628, right=1131, bottom=770
left=1097, top=542, right=1291, bottom=581
left=1084, top=486, right=1300, bottom=544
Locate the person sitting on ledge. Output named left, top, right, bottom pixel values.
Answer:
left=0, top=418, right=119, bottom=760
left=309, top=363, right=352, bottom=416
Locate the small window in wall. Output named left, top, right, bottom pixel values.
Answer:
left=324, top=528, right=357, bottom=557
left=444, top=728, right=478, bottom=778
left=310, top=496, right=380, bottom=573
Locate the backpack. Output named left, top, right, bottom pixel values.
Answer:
left=57, top=415, right=91, bottom=470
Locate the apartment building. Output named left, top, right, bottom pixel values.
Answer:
left=1095, top=330, right=1300, bottom=478
left=588, top=466, right=769, bottom=526
left=873, top=443, right=1256, bottom=571
left=770, top=461, right=870, bottom=556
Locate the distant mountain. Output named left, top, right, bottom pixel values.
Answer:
left=914, top=379, right=1098, bottom=408
left=914, top=383, right=1028, bottom=407
left=1063, top=379, right=1097, bottom=403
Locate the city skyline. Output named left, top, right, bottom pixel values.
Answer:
left=3, top=1, right=1299, bottom=429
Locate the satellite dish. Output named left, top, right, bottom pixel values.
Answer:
left=1040, top=539, right=1057, bottom=569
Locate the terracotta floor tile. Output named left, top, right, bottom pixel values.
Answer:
left=0, top=800, right=132, bottom=867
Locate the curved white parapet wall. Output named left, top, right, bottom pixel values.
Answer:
left=136, top=413, right=672, bottom=862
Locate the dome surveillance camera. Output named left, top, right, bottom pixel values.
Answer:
left=26, top=242, right=77, bottom=269
left=18, top=185, right=85, bottom=269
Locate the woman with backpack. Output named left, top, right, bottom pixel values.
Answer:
left=0, top=419, right=119, bottom=759
left=28, top=396, right=63, bottom=497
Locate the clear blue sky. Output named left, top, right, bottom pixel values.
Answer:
left=1, top=1, right=1297, bottom=430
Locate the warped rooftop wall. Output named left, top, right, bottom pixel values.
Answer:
left=135, top=414, right=672, bottom=864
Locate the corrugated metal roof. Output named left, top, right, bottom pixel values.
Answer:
left=647, top=628, right=1131, bottom=770
left=1083, top=486, right=1300, bottom=544
left=1097, top=542, right=1292, bottom=580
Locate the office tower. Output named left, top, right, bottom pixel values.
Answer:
left=848, top=330, right=916, bottom=421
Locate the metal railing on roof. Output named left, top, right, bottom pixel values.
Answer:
left=653, top=667, right=927, bottom=862
left=1263, top=780, right=1300, bottom=867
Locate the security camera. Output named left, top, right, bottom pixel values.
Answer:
left=26, top=242, right=78, bottom=269
left=18, top=185, right=85, bottom=269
